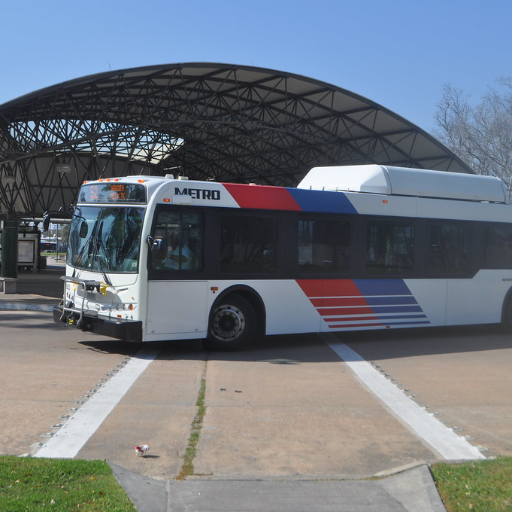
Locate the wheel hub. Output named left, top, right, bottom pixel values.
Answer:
left=212, top=305, right=245, bottom=341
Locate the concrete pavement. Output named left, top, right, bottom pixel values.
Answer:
left=1, top=260, right=448, bottom=511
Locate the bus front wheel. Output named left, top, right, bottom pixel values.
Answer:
left=206, top=295, right=255, bottom=351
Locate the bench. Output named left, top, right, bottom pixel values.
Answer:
left=0, top=277, right=17, bottom=294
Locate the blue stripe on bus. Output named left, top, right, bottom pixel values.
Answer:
left=328, top=320, right=430, bottom=329
left=324, top=313, right=427, bottom=322
left=376, top=320, right=431, bottom=326
left=344, top=305, right=424, bottom=314
left=371, top=314, right=427, bottom=321
left=371, top=321, right=431, bottom=327
left=287, top=188, right=358, bottom=214
left=297, top=278, right=431, bottom=329
left=365, top=296, right=418, bottom=306
left=354, top=279, right=414, bottom=297
left=374, top=305, right=423, bottom=313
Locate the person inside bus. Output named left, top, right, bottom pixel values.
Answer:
left=160, top=233, right=194, bottom=270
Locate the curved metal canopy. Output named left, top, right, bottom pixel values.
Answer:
left=0, top=62, right=473, bottom=219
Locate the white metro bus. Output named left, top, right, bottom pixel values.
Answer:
left=50, top=165, right=512, bottom=350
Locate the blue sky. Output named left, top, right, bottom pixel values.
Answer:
left=1, top=0, right=510, bottom=135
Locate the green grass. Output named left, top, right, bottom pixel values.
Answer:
left=0, top=456, right=136, bottom=511
left=176, top=377, right=207, bottom=480
left=431, top=457, right=512, bottom=512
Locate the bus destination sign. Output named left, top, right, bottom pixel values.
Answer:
left=79, top=182, right=147, bottom=204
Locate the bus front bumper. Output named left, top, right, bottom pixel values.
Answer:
left=53, top=305, right=143, bottom=342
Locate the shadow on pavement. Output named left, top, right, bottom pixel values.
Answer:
left=4, top=260, right=512, bottom=363
left=77, top=324, right=512, bottom=367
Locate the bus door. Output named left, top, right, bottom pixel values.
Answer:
left=146, top=208, right=207, bottom=337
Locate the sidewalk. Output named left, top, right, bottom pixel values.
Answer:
left=0, top=258, right=64, bottom=312
left=0, top=260, right=447, bottom=511
left=110, top=463, right=447, bottom=512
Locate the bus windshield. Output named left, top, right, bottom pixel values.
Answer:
left=68, top=206, right=145, bottom=273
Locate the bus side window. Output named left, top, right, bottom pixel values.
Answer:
left=428, top=222, right=471, bottom=275
left=365, top=220, right=415, bottom=276
left=298, top=217, right=350, bottom=274
left=483, top=224, right=512, bottom=268
left=150, top=210, right=203, bottom=272
left=220, top=214, right=278, bottom=274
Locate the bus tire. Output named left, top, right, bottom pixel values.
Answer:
left=206, top=295, right=255, bottom=351
left=502, top=296, right=512, bottom=332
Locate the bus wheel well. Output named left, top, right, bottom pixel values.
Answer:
left=502, top=289, right=512, bottom=331
left=207, top=287, right=266, bottom=347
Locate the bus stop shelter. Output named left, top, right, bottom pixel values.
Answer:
left=0, top=63, right=473, bottom=279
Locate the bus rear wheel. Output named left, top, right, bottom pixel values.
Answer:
left=206, top=295, right=255, bottom=351
left=502, top=296, right=512, bottom=332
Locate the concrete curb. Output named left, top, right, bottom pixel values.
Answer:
left=110, top=463, right=446, bottom=512
left=110, top=463, right=168, bottom=512
left=0, top=302, right=55, bottom=311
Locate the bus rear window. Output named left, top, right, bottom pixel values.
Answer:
left=483, top=224, right=512, bottom=269
left=428, top=222, right=471, bottom=275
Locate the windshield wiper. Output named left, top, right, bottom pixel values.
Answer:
left=89, top=221, right=113, bottom=287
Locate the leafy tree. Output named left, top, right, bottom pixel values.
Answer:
left=435, top=79, right=512, bottom=197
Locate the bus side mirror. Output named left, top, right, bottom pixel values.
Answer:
left=42, top=212, right=51, bottom=231
left=79, top=221, right=88, bottom=238
left=147, top=237, right=165, bottom=260
left=42, top=207, right=72, bottom=231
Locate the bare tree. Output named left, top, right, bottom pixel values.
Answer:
left=435, top=79, right=512, bottom=195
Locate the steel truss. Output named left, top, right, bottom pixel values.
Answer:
left=0, top=63, right=473, bottom=219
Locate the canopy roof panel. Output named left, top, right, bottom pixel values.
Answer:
left=0, top=62, right=473, bottom=219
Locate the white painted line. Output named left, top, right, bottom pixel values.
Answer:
left=326, top=338, right=485, bottom=460
left=35, top=346, right=159, bottom=459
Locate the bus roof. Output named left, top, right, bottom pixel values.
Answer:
left=297, top=165, right=509, bottom=204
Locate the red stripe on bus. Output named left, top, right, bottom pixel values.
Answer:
left=317, top=307, right=375, bottom=316
left=311, top=297, right=369, bottom=308
left=296, top=279, right=363, bottom=298
left=224, top=183, right=302, bottom=210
